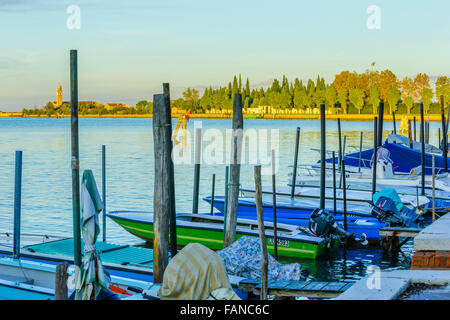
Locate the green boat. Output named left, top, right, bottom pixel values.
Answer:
left=107, top=211, right=339, bottom=259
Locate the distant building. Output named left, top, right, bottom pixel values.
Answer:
left=53, top=85, right=66, bottom=107
left=51, top=84, right=128, bottom=111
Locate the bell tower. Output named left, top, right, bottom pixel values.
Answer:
left=56, top=85, right=63, bottom=107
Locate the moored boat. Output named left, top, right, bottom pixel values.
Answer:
left=107, top=211, right=339, bottom=259
left=204, top=195, right=385, bottom=241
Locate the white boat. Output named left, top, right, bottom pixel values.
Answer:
left=240, top=185, right=430, bottom=209
left=288, top=147, right=450, bottom=198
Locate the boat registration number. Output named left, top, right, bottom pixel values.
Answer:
left=268, top=238, right=289, bottom=247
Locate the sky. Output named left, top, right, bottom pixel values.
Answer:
left=0, top=0, right=449, bottom=111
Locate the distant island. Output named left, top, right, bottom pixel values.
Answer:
left=4, top=68, right=449, bottom=120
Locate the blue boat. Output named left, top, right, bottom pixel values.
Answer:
left=328, top=140, right=449, bottom=175
left=204, top=195, right=386, bottom=242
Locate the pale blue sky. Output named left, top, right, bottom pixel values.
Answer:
left=0, top=0, right=449, bottom=111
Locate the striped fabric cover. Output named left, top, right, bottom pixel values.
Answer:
left=158, top=243, right=240, bottom=300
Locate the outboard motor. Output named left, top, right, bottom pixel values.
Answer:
left=371, top=196, right=424, bottom=228
left=308, top=208, right=368, bottom=247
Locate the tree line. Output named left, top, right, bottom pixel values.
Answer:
left=22, top=69, right=450, bottom=116
left=175, top=71, right=450, bottom=115
left=22, top=100, right=154, bottom=117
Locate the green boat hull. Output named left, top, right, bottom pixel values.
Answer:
left=109, top=216, right=335, bottom=259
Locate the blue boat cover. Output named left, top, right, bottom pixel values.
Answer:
left=325, top=142, right=449, bottom=174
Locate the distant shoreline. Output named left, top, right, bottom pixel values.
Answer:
left=0, top=112, right=447, bottom=122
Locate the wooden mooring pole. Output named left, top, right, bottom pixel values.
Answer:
left=320, top=104, right=326, bottom=210
left=341, top=159, right=348, bottom=231
left=408, top=120, right=413, bottom=148
left=254, top=165, right=268, bottom=300
left=332, top=151, right=337, bottom=216
left=152, top=92, right=173, bottom=282
left=224, top=94, right=243, bottom=248
left=13, top=150, right=22, bottom=259
left=223, top=165, right=229, bottom=243
left=70, top=49, right=82, bottom=269
left=290, top=127, right=300, bottom=198
left=392, top=112, right=396, bottom=134
left=432, top=155, right=436, bottom=223
left=358, top=131, right=363, bottom=173
left=440, top=95, right=448, bottom=172
left=372, top=117, right=378, bottom=196
left=102, top=145, right=106, bottom=242
left=163, top=83, right=177, bottom=259
left=337, top=118, right=342, bottom=173
left=420, top=102, right=425, bottom=196
left=377, top=100, right=384, bottom=147
left=271, top=149, right=278, bottom=260
left=210, top=174, right=215, bottom=216
left=55, top=262, right=69, bottom=300
left=192, top=127, right=202, bottom=214
left=413, top=116, right=417, bottom=141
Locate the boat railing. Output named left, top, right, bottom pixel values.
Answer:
left=0, top=232, right=66, bottom=248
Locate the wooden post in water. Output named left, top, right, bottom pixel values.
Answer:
left=377, top=100, right=384, bottom=147
left=13, top=150, right=22, bottom=259
left=439, top=128, right=441, bottom=150
left=420, top=102, right=425, bottom=196
left=342, top=136, right=347, bottom=161
left=440, top=95, right=448, bottom=172
left=70, top=49, right=82, bottom=269
left=192, top=128, right=202, bottom=213
left=271, top=149, right=278, bottom=260
left=332, top=151, right=337, bottom=216
left=372, top=117, right=378, bottom=196
left=358, top=131, right=363, bottom=172
left=163, top=83, right=177, bottom=259
left=290, top=127, right=300, bottom=198
left=102, top=145, right=106, bottom=242
left=341, top=159, right=348, bottom=231
left=432, top=155, right=436, bottom=223
left=210, top=174, right=215, bottom=216
left=408, top=120, right=413, bottom=148
left=413, top=116, right=417, bottom=141
left=224, top=94, right=243, bottom=247
left=254, top=165, right=268, bottom=300
left=392, top=112, right=397, bottom=134
left=339, top=135, right=347, bottom=189
left=223, top=166, right=229, bottom=243
left=55, top=262, right=69, bottom=300
left=320, top=104, right=326, bottom=210
left=152, top=93, right=173, bottom=283
left=337, top=118, right=342, bottom=171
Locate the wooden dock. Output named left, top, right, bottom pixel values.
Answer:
left=237, top=278, right=353, bottom=299
left=379, top=227, right=422, bottom=254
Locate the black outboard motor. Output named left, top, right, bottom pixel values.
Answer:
left=371, top=196, right=424, bottom=228
left=308, top=208, right=368, bottom=247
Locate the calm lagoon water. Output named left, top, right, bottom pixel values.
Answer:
left=0, top=117, right=442, bottom=282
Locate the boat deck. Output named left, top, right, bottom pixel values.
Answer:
left=238, top=278, right=353, bottom=298
left=24, top=238, right=156, bottom=270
